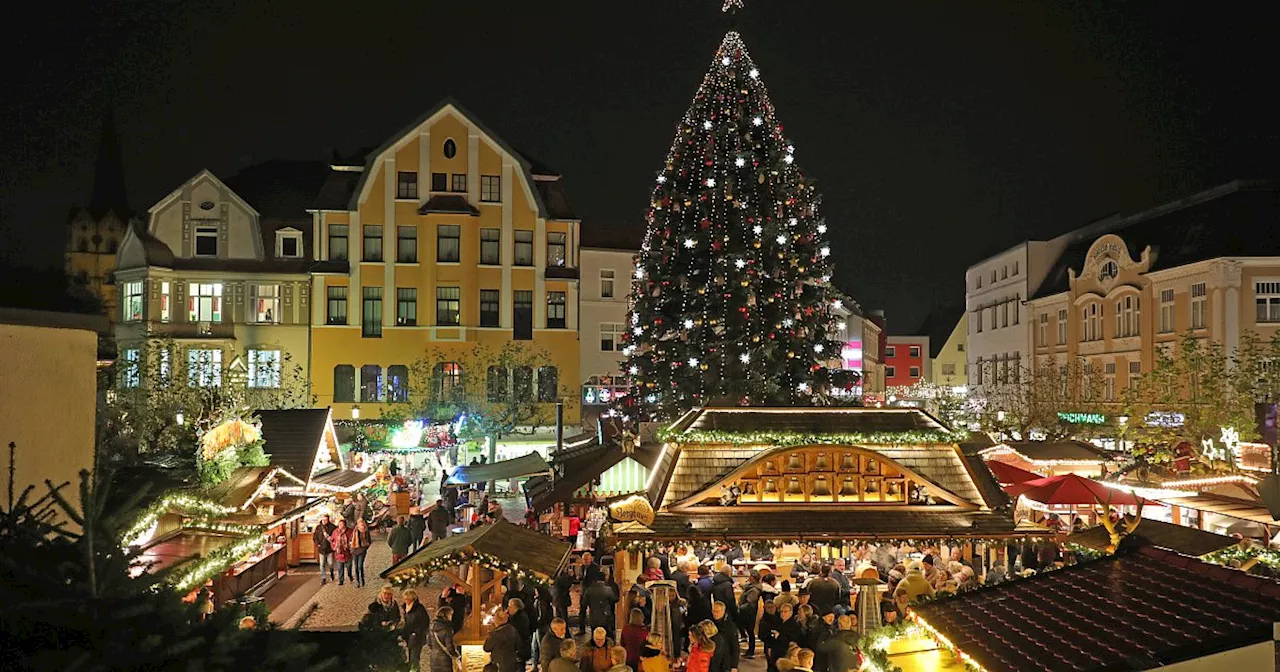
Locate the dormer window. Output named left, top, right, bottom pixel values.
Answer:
left=194, top=225, right=219, bottom=257
left=276, top=228, right=303, bottom=259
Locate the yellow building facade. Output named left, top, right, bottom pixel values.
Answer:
left=308, top=100, right=581, bottom=425
left=932, top=313, right=968, bottom=387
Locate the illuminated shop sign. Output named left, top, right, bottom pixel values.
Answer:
left=1058, top=412, right=1107, bottom=425
left=1144, top=412, right=1185, bottom=428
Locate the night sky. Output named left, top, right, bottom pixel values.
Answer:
left=3, top=1, right=1275, bottom=330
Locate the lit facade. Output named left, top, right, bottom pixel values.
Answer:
left=580, top=246, right=636, bottom=407
left=114, top=169, right=314, bottom=393
left=932, top=313, right=968, bottom=387
left=307, top=100, right=581, bottom=426
left=885, top=335, right=929, bottom=387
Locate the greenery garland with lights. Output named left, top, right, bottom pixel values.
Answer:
left=613, top=535, right=1046, bottom=555
left=666, top=428, right=968, bottom=447
left=857, top=621, right=917, bottom=672
left=172, top=533, right=266, bottom=592
left=121, top=492, right=240, bottom=546
left=386, top=549, right=553, bottom=589
left=1203, top=544, right=1280, bottom=570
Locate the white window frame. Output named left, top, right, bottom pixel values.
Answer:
left=1116, top=295, right=1139, bottom=338
left=248, top=349, right=281, bottom=388
left=194, top=225, right=219, bottom=257
left=600, top=322, right=624, bottom=352
left=909, top=366, right=920, bottom=378
left=1256, top=280, right=1280, bottom=324
left=122, top=281, right=144, bottom=322
left=251, top=284, right=280, bottom=324
left=188, top=282, right=224, bottom=323
left=886, top=365, right=896, bottom=379
left=1057, top=309, right=1067, bottom=345
left=160, top=281, right=171, bottom=322
left=885, top=346, right=896, bottom=359
left=1038, top=312, right=1048, bottom=347
left=121, top=348, right=140, bottom=388
left=1159, top=288, right=1175, bottom=332
left=187, top=348, right=223, bottom=387
left=275, top=228, right=303, bottom=259
left=909, top=345, right=920, bottom=358
left=600, top=269, right=615, bottom=299
left=1190, top=282, right=1207, bottom=329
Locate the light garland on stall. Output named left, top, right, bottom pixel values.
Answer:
left=122, top=492, right=240, bottom=546
left=386, top=549, right=551, bottom=588
left=668, top=428, right=968, bottom=448
left=858, top=621, right=926, bottom=672
left=909, top=613, right=991, bottom=672
left=1202, top=545, right=1280, bottom=570
left=172, top=533, right=266, bottom=593
left=613, top=535, right=1047, bottom=554
left=1158, top=474, right=1260, bottom=489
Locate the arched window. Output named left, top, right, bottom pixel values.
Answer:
left=537, top=366, right=558, bottom=402
left=360, top=364, right=383, bottom=402
left=512, top=366, right=534, bottom=402
left=487, top=366, right=508, bottom=402
left=433, top=362, right=463, bottom=399
left=333, top=365, right=355, bottom=402
left=387, top=365, right=410, bottom=402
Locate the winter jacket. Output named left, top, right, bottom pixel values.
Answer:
left=351, top=526, right=372, bottom=555
left=484, top=623, right=521, bottom=672
left=549, top=656, right=579, bottom=672
left=402, top=601, right=432, bottom=657
left=539, top=631, right=566, bottom=671
left=712, top=616, right=739, bottom=672
left=806, top=577, right=841, bottom=615
left=312, top=521, right=335, bottom=554
left=687, top=643, right=714, bottom=672
left=408, top=514, right=427, bottom=544
left=387, top=523, right=412, bottom=556
left=330, top=526, right=354, bottom=562
left=816, top=630, right=860, bottom=672
left=898, top=569, right=935, bottom=602
left=620, top=624, right=649, bottom=670
left=809, top=620, right=835, bottom=671
left=448, top=590, right=470, bottom=634
left=509, top=607, right=533, bottom=663
left=582, top=581, right=618, bottom=630
left=429, top=505, right=453, bottom=537
left=365, top=598, right=402, bottom=630
left=607, top=664, right=631, bottom=672
left=767, top=617, right=800, bottom=666
left=580, top=638, right=615, bottom=672
left=638, top=645, right=670, bottom=672
left=710, top=572, right=738, bottom=621
left=686, top=585, right=711, bottom=627
left=427, top=615, right=458, bottom=672
left=696, top=574, right=714, bottom=595
left=670, top=569, right=691, bottom=597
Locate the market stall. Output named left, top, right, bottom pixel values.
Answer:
left=447, top=452, right=552, bottom=496
left=380, top=519, right=572, bottom=643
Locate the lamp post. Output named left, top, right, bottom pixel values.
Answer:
left=351, top=405, right=361, bottom=420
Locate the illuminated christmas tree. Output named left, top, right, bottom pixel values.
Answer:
left=620, top=30, right=855, bottom=421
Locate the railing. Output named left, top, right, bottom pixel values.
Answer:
left=147, top=321, right=236, bottom=339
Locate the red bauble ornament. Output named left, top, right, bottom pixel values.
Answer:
left=711, top=240, right=723, bottom=251
left=700, top=219, right=711, bottom=229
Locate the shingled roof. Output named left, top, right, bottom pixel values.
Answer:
left=911, top=543, right=1280, bottom=672
left=985, top=440, right=1113, bottom=463
left=256, top=408, right=338, bottom=486
left=382, top=518, right=572, bottom=581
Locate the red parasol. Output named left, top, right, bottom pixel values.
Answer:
left=986, top=460, right=1044, bottom=487
left=1005, top=473, right=1151, bottom=506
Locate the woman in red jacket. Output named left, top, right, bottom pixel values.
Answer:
left=687, top=621, right=718, bottom=672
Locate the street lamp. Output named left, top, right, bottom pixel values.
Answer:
left=351, top=405, right=361, bottom=420
left=1118, top=415, right=1129, bottom=426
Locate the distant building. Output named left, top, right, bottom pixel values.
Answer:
left=579, top=226, right=641, bottom=413
left=831, top=299, right=883, bottom=399
left=65, top=108, right=133, bottom=317
left=931, top=312, right=968, bottom=387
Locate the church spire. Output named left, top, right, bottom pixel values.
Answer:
left=88, top=106, right=129, bottom=218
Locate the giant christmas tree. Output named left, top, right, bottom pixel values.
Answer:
left=620, top=30, right=855, bottom=422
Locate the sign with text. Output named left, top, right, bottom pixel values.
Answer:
left=1058, top=412, right=1107, bottom=425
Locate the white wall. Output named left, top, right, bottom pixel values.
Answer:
left=579, top=247, right=636, bottom=385
left=150, top=173, right=262, bottom=260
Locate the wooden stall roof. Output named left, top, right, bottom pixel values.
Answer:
left=446, top=452, right=551, bottom=486
left=615, top=509, right=1018, bottom=541
left=309, top=468, right=377, bottom=491
left=205, top=466, right=306, bottom=510
left=138, top=530, right=248, bottom=573
left=216, top=494, right=326, bottom=527
left=256, top=408, right=339, bottom=484
left=983, top=440, right=1113, bottom=463
left=527, top=437, right=662, bottom=513
left=381, top=518, right=571, bottom=580
left=1155, top=492, right=1279, bottom=525
left=1067, top=518, right=1237, bottom=557
left=651, top=408, right=987, bottom=508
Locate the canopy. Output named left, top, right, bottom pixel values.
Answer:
left=446, top=452, right=551, bottom=486
left=380, top=518, right=571, bottom=581
left=985, top=460, right=1044, bottom=486
left=1006, top=473, right=1149, bottom=506
left=1066, top=517, right=1236, bottom=556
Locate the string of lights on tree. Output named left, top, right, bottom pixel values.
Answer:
left=617, top=29, right=855, bottom=422
left=664, top=428, right=969, bottom=447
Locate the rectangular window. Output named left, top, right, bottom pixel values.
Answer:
left=885, top=346, right=896, bottom=359
left=1001, top=302, right=1009, bottom=328
left=397, top=226, right=418, bottom=263
left=248, top=349, right=281, bottom=388
left=1104, top=362, right=1117, bottom=401
left=1191, top=282, right=1207, bottom=329
left=975, top=311, right=983, bottom=333
left=600, top=269, right=615, bottom=299
left=277, top=231, right=301, bottom=258
left=360, top=364, right=382, bottom=402
left=909, top=366, right=920, bottom=378
left=328, top=224, right=349, bottom=261
left=1160, top=288, right=1175, bottom=332
left=480, top=289, right=501, bottom=327
left=481, top=175, right=501, bottom=202
left=908, top=345, right=920, bottom=358
left=187, top=348, right=222, bottom=387
left=547, top=232, right=567, bottom=267
left=327, top=286, right=348, bottom=325
left=251, top=284, right=280, bottom=323
left=600, top=322, right=624, bottom=351
left=362, top=287, right=382, bottom=338
left=1129, top=360, right=1141, bottom=375
left=886, top=366, right=896, bottom=379
left=160, top=281, right=171, bottom=322
left=397, top=171, right=418, bottom=199
left=480, top=229, right=501, bottom=264
left=1257, top=281, right=1280, bottom=323
left=513, top=290, right=533, bottom=340
left=431, top=172, right=448, bottom=191
left=451, top=173, right=467, bottom=193
left=363, top=225, right=383, bottom=262
left=437, top=225, right=460, bottom=262
left=396, top=288, right=417, bottom=326
left=976, top=276, right=982, bottom=289
left=975, top=358, right=983, bottom=385
left=436, top=286, right=461, bottom=326
left=1057, top=309, right=1067, bottom=345
left=1038, top=312, right=1048, bottom=347
left=1001, top=266, right=1008, bottom=280
left=991, top=270, right=997, bottom=283
left=942, top=363, right=956, bottom=376
left=195, top=226, right=218, bottom=257
left=159, top=348, right=170, bottom=384
left=990, top=306, right=997, bottom=330
left=1013, top=300, right=1019, bottom=325
left=121, top=348, right=140, bottom=388
left=547, top=291, right=567, bottom=329
left=188, top=283, right=223, bottom=322
left=123, top=281, right=143, bottom=322
left=1013, top=261, right=1019, bottom=275
left=514, top=230, right=534, bottom=266
left=1082, top=303, right=1101, bottom=342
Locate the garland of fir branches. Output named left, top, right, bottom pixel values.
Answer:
left=665, top=428, right=967, bottom=447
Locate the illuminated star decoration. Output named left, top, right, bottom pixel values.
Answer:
left=722, top=0, right=744, bottom=12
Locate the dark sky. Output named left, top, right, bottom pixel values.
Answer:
left=3, top=1, right=1276, bottom=330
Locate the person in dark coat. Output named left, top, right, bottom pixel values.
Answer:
left=442, top=584, right=470, bottom=635
left=711, top=601, right=739, bottom=672
left=686, top=584, right=711, bottom=633
left=508, top=597, right=534, bottom=667
left=554, top=571, right=574, bottom=630
left=408, top=510, right=427, bottom=553
left=710, top=562, right=738, bottom=623
left=815, top=614, right=860, bottom=672
left=540, top=618, right=569, bottom=672
left=695, top=565, right=714, bottom=595
left=766, top=603, right=800, bottom=672
left=737, top=571, right=762, bottom=658
left=364, top=585, right=402, bottom=630
left=809, top=611, right=836, bottom=672
left=428, top=499, right=453, bottom=540
left=484, top=610, right=521, bottom=672
left=401, top=589, right=432, bottom=670
left=312, top=515, right=336, bottom=584
left=806, top=566, right=842, bottom=616
left=670, top=561, right=691, bottom=598
left=582, top=576, right=618, bottom=632
left=427, top=606, right=459, bottom=672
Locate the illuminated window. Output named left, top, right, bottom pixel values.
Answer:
left=187, top=348, right=222, bottom=387
left=1191, top=283, right=1207, bottom=329
left=122, top=281, right=143, bottom=322
left=251, top=285, right=280, bottom=323
left=436, top=286, right=460, bottom=326
left=360, top=364, right=382, bottom=402
left=248, top=349, right=280, bottom=388
left=388, top=365, right=410, bottom=402
left=600, top=269, right=615, bottom=299
left=1160, top=289, right=1175, bottom=332
left=396, top=288, right=417, bottom=326
left=547, top=232, right=566, bottom=267
left=121, top=348, right=140, bottom=388
left=159, top=281, right=171, bottom=322
left=188, top=283, right=223, bottom=323
left=433, top=362, right=463, bottom=399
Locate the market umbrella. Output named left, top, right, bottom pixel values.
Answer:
left=986, top=460, right=1044, bottom=488
left=1006, top=473, right=1151, bottom=506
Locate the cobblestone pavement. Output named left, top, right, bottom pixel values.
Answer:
left=282, top=489, right=530, bottom=631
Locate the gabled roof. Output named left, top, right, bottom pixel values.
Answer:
left=446, top=452, right=551, bottom=485
left=912, top=304, right=965, bottom=359
left=382, top=518, right=571, bottom=581
left=526, top=426, right=662, bottom=512
left=204, top=466, right=306, bottom=510
left=983, top=440, right=1113, bottom=463
left=1066, top=518, right=1236, bottom=557
left=911, top=543, right=1280, bottom=672
left=256, top=408, right=340, bottom=487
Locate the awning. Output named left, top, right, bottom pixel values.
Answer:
left=447, top=452, right=551, bottom=485
left=309, top=468, right=377, bottom=492
left=1066, top=517, right=1237, bottom=556
left=1157, top=492, right=1280, bottom=526
left=381, top=518, right=571, bottom=581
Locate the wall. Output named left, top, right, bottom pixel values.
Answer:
left=0, top=310, right=102, bottom=527
left=885, top=335, right=929, bottom=386
left=932, top=313, right=968, bottom=386
left=579, top=247, right=635, bottom=388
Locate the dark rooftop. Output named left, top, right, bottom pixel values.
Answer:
left=312, top=170, right=361, bottom=211
left=582, top=222, right=644, bottom=251
left=993, top=440, right=1112, bottom=462
left=256, top=409, right=332, bottom=484
left=534, top=178, right=577, bottom=220
left=417, top=194, right=480, bottom=216
left=911, top=543, right=1280, bottom=672
left=1067, top=519, right=1236, bottom=557
left=223, top=159, right=330, bottom=220
left=382, top=518, right=571, bottom=580
left=680, top=407, right=951, bottom=435
left=911, top=304, right=965, bottom=358
left=1034, top=179, right=1280, bottom=299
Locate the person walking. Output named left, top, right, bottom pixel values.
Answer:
left=352, top=517, right=372, bottom=587
left=313, top=514, right=336, bottom=584
left=737, top=571, right=762, bottom=659
left=388, top=516, right=413, bottom=564
left=710, top=561, right=738, bottom=624
left=582, top=574, right=618, bottom=634
left=484, top=609, right=521, bottom=672
left=429, top=499, right=453, bottom=541
left=540, top=618, right=569, bottom=672
left=408, top=508, right=427, bottom=553
left=402, top=589, right=431, bottom=671
left=330, top=517, right=354, bottom=586
left=428, top=606, right=460, bottom=672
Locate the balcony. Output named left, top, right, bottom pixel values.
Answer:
left=544, top=266, right=580, bottom=280
left=147, top=321, right=236, bottom=340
